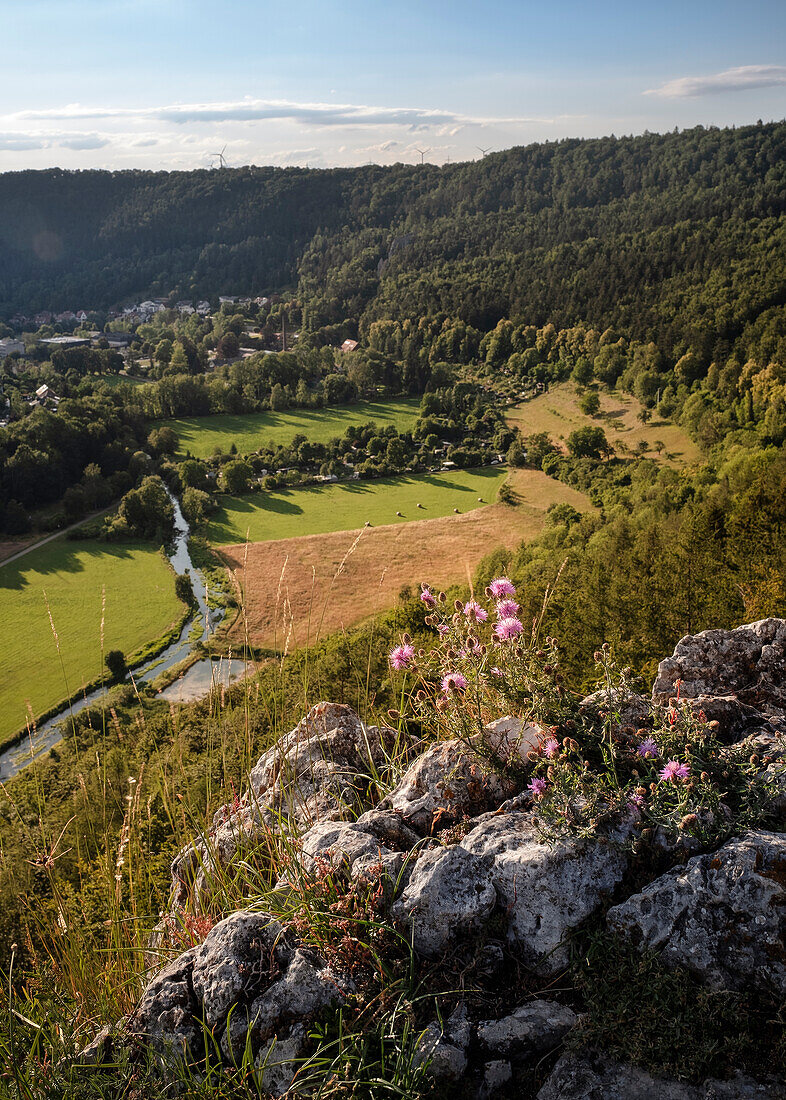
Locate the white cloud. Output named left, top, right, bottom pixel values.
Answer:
left=59, top=134, right=110, bottom=150
left=10, top=96, right=562, bottom=130
left=645, top=64, right=786, bottom=98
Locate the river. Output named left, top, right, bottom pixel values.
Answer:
left=0, top=493, right=247, bottom=781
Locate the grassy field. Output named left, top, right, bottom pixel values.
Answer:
left=165, top=399, right=422, bottom=458
left=507, top=383, right=702, bottom=466
left=207, top=467, right=507, bottom=545
left=0, top=539, right=182, bottom=748
left=220, top=468, right=592, bottom=649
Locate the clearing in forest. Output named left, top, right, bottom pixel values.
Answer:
left=219, top=468, right=591, bottom=650
left=0, top=539, right=182, bottom=748
left=207, top=467, right=507, bottom=545
left=164, top=398, right=422, bottom=458
left=506, top=383, right=701, bottom=465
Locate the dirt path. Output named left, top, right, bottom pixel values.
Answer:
left=0, top=507, right=113, bottom=568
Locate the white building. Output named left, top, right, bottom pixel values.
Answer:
left=0, top=337, right=24, bottom=358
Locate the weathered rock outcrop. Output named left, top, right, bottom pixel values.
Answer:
left=537, top=1053, right=786, bottom=1100
left=652, top=618, right=786, bottom=714
left=170, top=702, right=401, bottom=913
left=607, top=830, right=786, bottom=995
left=106, top=621, right=786, bottom=1095
left=461, top=812, right=628, bottom=974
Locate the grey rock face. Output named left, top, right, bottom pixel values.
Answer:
left=579, top=688, right=652, bottom=731
left=461, top=813, right=627, bottom=974
left=481, top=1059, right=513, bottom=1097
left=170, top=702, right=400, bottom=913
left=482, top=716, right=544, bottom=763
left=607, top=830, right=786, bottom=995
left=295, top=820, right=395, bottom=877
left=413, top=1003, right=472, bottom=1082
left=390, top=845, right=496, bottom=957
left=652, top=618, right=786, bottom=714
left=477, top=999, right=578, bottom=1058
left=378, top=738, right=515, bottom=835
left=191, top=912, right=291, bottom=1033
left=129, top=947, right=200, bottom=1057
left=537, top=1053, right=786, bottom=1100
left=256, top=1023, right=308, bottom=1097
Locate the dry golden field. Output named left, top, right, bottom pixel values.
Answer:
left=506, top=383, right=702, bottom=466
left=220, top=469, right=590, bottom=650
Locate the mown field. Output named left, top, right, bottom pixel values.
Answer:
left=220, top=468, right=592, bottom=649
left=507, top=383, right=702, bottom=466
left=0, top=539, right=182, bottom=748
left=165, top=398, right=422, bottom=457
left=207, top=466, right=507, bottom=546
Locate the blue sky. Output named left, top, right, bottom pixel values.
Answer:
left=2, top=0, right=785, bottom=169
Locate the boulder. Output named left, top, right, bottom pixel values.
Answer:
left=477, top=999, right=579, bottom=1058
left=481, top=1059, right=513, bottom=1097
left=256, top=1023, right=308, bottom=1097
left=482, top=716, right=544, bottom=763
left=461, top=813, right=627, bottom=974
left=652, top=618, right=786, bottom=715
left=170, top=702, right=400, bottom=912
left=128, top=947, right=201, bottom=1057
left=379, top=738, right=514, bottom=835
left=537, top=1052, right=786, bottom=1099
left=390, top=845, right=496, bottom=957
left=607, top=830, right=786, bottom=995
left=413, top=1003, right=472, bottom=1082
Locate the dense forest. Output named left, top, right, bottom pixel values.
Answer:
left=1, top=122, right=785, bottom=363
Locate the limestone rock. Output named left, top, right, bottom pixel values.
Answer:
left=379, top=738, right=514, bottom=835
left=477, top=999, right=578, bottom=1058
left=579, top=688, right=652, bottom=731
left=482, top=716, right=544, bottom=763
left=170, top=702, right=400, bottom=912
left=481, top=1059, right=513, bottom=1098
left=390, top=845, right=496, bottom=957
left=129, top=947, right=201, bottom=1057
left=536, top=1052, right=786, bottom=1099
left=652, top=618, right=786, bottom=715
left=413, top=1003, right=471, bottom=1082
left=607, top=830, right=786, bottom=995
left=295, top=820, right=395, bottom=878
left=461, top=813, right=627, bottom=974
left=256, top=1023, right=308, bottom=1097
left=191, top=911, right=291, bottom=1033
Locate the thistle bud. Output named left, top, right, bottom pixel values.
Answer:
left=439, top=592, right=446, bottom=603
left=749, top=754, right=760, bottom=766
left=402, top=633, right=411, bottom=645
left=700, top=771, right=710, bottom=783
left=454, top=599, right=464, bottom=611
left=387, top=709, right=400, bottom=720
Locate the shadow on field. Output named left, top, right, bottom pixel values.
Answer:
left=0, top=541, right=139, bottom=591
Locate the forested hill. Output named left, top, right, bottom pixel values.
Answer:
left=2, top=121, right=785, bottom=354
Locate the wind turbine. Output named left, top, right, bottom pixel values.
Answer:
left=476, top=145, right=492, bottom=157
left=210, top=144, right=228, bottom=169
left=415, top=147, right=430, bottom=165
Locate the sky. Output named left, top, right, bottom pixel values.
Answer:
left=1, top=0, right=785, bottom=171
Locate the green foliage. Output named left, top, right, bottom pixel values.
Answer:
left=104, top=648, right=127, bottom=682
left=112, top=474, right=174, bottom=542
left=567, top=426, right=612, bottom=459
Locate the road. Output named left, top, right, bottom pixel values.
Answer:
left=0, top=507, right=113, bottom=568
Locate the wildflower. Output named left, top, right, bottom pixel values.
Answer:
left=436, top=624, right=450, bottom=636
left=543, top=737, right=560, bottom=758
left=496, top=599, right=520, bottom=619
left=628, top=792, right=645, bottom=810
left=489, top=666, right=504, bottom=677
left=489, top=577, right=516, bottom=598
left=528, top=777, right=548, bottom=798
left=658, top=759, right=690, bottom=783
left=463, top=600, right=488, bottom=623
left=636, top=737, right=659, bottom=758
left=441, top=672, right=468, bottom=694
left=494, top=616, right=524, bottom=642
left=389, top=643, right=415, bottom=671
left=420, top=585, right=437, bottom=608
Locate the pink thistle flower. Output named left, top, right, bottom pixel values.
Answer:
left=441, top=672, right=468, bottom=694
left=489, top=578, right=516, bottom=599
left=543, top=737, right=560, bottom=758
left=389, top=644, right=415, bottom=671
left=628, top=792, right=645, bottom=812
left=436, top=624, right=450, bottom=636
left=637, top=737, right=659, bottom=758
left=496, top=599, right=520, bottom=619
left=658, top=759, right=690, bottom=783
left=494, top=617, right=524, bottom=642
left=528, top=777, right=548, bottom=798
left=420, top=585, right=437, bottom=608
left=463, top=600, right=488, bottom=623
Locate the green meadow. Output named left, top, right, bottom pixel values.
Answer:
left=0, top=538, right=182, bottom=748
left=207, top=466, right=507, bottom=545
left=164, top=398, right=422, bottom=457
